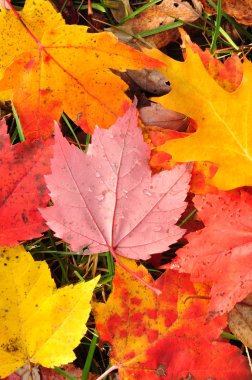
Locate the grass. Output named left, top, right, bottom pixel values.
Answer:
left=2, top=0, right=250, bottom=378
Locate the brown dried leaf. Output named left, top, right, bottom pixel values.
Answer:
left=121, top=0, right=202, bottom=36
left=139, top=102, right=188, bottom=130
left=200, top=0, right=252, bottom=25
left=127, top=69, right=171, bottom=95
left=229, top=294, right=252, bottom=349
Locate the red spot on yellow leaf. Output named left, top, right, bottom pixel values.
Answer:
left=43, top=54, right=51, bottom=63
left=131, top=297, right=142, bottom=305
left=24, top=58, right=35, bottom=70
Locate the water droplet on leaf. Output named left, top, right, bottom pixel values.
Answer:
left=170, top=262, right=181, bottom=270
left=96, top=194, right=104, bottom=201
left=143, top=189, right=153, bottom=196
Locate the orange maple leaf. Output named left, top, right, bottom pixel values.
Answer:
left=0, top=0, right=162, bottom=140
left=145, top=33, right=250, bottom=190
left=94, top=260, right=250, bottom=379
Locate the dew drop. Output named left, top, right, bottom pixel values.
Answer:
left=95, top=172, right=101, bottom=178
left=153, top=226, right=162, bottom=232
left=87, top=187, right=92, bottom=192
left=170, top=263, right=181, bottom=270
left=143, top=189, right=153, bottom=196
left=96, top=194, right=104, bottom=201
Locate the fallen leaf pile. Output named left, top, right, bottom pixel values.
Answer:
left=1, top=0, right=252, bottom=378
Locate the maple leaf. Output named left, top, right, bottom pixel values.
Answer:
left=169, top=189, right=252, bottom=317
left=41, top=104, right=191, bottom=260
left=0, top=0, right=162, bottom=140
left=0, top=245, right=99, bottom=379
left=145, top=33, right=252, bottom=190
left=0, top=119, right=53, bottom=245
left=93, top=259, right=250, bottom=379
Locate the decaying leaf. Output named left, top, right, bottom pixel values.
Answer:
left=127, top=69, right=171, bottom=96
left=120, top=0, right=202, bottom=48
left=0, top=246, right=99, bottom=379
left=229, top=293, right=252, bottom=349
left=0, top=0, right=162, bottom=139
left=0, top=119, right=53, bottom=246
left=2, top=363, right=84, bottom=380
left=140, top=103, right=188, bottom=130
left=41, top=104, right=191, bottom=259
left=169, top=190, right=252, bottom=317
left=200, top=0, right=252, bottom=25
left=94, top=260, right=250, bottom=379
left=146, top=32, right=251, bottom=190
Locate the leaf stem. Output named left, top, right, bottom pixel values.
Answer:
left=95, top=365, right=120, bottom=380
left=110, top=246, right=161, bottom=296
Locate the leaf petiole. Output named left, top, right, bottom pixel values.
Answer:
left=110, top=246, right=162, bottom=296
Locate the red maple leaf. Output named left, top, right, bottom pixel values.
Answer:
left=41, top=103, right=191, bottom=260
left=170, top=190, right=252, bottom=317
left=0, top=119, right=52, bottom=245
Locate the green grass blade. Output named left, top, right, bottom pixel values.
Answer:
left=85, top=134, right=91, bottom=152
left=11, top=128, right=19, bottom=144
left=117, top=0, right=166, bottom=26
left=12, top=102, right=25, bottom=142
left=106, top=251, right=115, bottom=276
left=221, top=332, right=239, bottom=341
left=138, top=20, right=184, bottom=38
left=54, top=367, right=78, bottom=380
left=207, top=0, right=252, bottom=41
left=78, top=3, right=106, bottom=12
left=62, top=113, right=82, bottom=150
left=179, top=209, right=197, bottom=227
left=210, top=0, right=222, bottom=53
left=82, top=330, right=99, bottom=380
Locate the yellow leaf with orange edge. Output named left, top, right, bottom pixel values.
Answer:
left=0, top=245, right=99, bottom=379
left=0, top=0, right=162, bottom=140
left=145, top=33, right=252, bottom=190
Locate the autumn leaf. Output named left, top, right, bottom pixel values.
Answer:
left=0, top=0, right=162, bottom=140
left=146, top=33, right=252, bottom=190
left=93, top=259, right=250, bottom=379
left=41, top=104, right=191, bottom=260
left=0, top=119, right=53, bottom=246
left=199, top=0, right=252, bottom=24
left=169, top=189, right=252, bottom=318
left=143, top=125, right=218, bottom=194
left=184, top=33, right=243, bottom=92
left=0, top=245, right=99, bottom=379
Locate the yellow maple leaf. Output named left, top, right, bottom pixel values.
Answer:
left=146, top=35, right=252, bottom=190
left=0, top=0, right=162, bottom=140
left=0, top=245, right=99, bottom=378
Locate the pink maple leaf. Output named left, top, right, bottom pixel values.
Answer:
left=41, top=103, right=191, bottom=260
